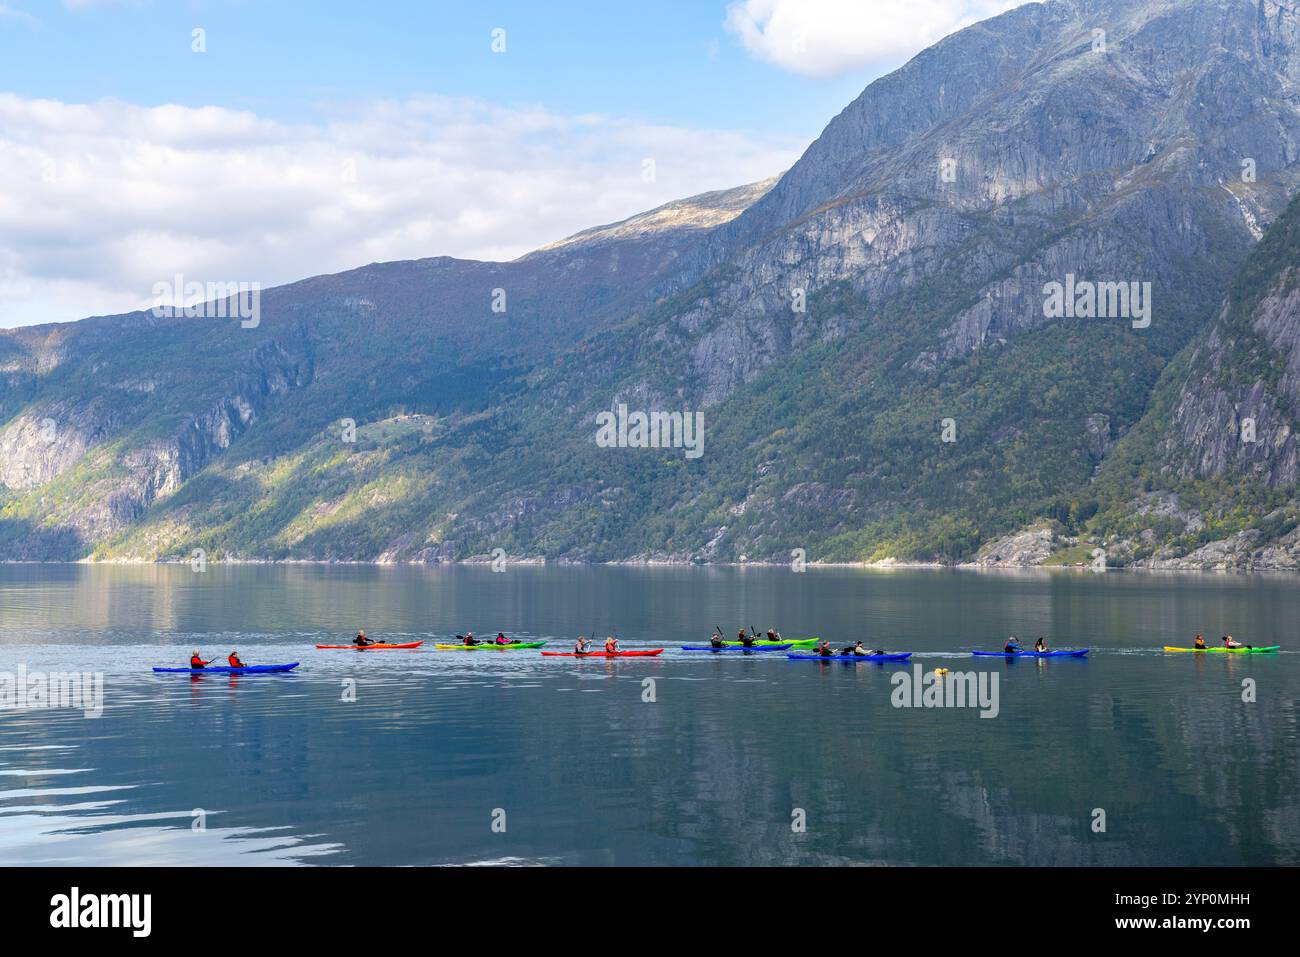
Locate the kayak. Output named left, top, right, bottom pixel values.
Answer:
left=682, top=644, right=793, bottom=652
left=714, top=637, right=819, bottom=647
left=540, top=649, right=664, bottom=657
left=787, top=653, right=912, bottom=662
left=1163, top=645, right=1280, bottom=654
left=435, top=641, right=547, bottom=650
left=315, top=641, right=424, bottom=650
left=972, top=650, right=1089, bottom=658
left=153, top=663, right=300, bottom=674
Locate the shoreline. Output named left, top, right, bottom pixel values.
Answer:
left=2, top=557, right=1297, bottom=576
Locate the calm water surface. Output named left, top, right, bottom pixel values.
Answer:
left=0, top=564, right=1296, bottom=866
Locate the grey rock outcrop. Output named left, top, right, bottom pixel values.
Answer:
left=970, top=526, right=1057, bottom=566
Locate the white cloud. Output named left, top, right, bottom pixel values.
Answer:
left=0, top=3, right=37, bottom=23
left=725, top=0, right=1023, bottom=78
left=0, top=94, right=803, bottom=327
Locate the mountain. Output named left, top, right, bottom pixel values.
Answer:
left=1086, top=188, right=1300, bottom=569
left=6, top=0, right=1300, bottom=567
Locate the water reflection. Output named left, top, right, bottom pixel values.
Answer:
left=0, top=564, right=1296, bottom=865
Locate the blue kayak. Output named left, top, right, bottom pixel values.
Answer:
left=972, top=650, right=1089, bottom=658
left=787, top=653, right=912, bottom=662
left=153, top=663, right=300, bottom=674
left=681, top=644, right=793, bottom=652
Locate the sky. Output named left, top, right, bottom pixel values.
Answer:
left=0, top=0, right=1022, bottom=327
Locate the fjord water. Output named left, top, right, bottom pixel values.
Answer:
left=0, top=564, right=1295, bottom=867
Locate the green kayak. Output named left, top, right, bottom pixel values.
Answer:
left=435, top=641, right=548, bottom=651
left=715, top=636, right=819, bottom=647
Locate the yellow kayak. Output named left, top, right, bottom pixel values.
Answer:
left=1163, top=645, right=1279, bottom=653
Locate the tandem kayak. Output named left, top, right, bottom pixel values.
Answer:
left=315, top=641, right=424, bottom=650
left=1163, top=645, right=1280, bottom=654
left=787, top=653, right=912, bottom=662
left=972, top=650, right=1089, bottom=658
left=154, top=663, right=300, bottom=674
left=435, top=641, right=548, bottom=650
left=681, top=643, right=793, bottom=652
left=540, top=649, right=664, bottom=657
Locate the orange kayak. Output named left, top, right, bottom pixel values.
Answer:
left=315, top=641, right=424, bottom=650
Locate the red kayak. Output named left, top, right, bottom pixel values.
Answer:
left=315, top=641, right=424, bottom=650
left=540, top=649, right=664, bottom=657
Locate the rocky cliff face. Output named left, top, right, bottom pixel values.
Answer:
left=1084, top=188, right=1300, bottom=569
left=1158, top=195, right=1300, bottom=487
left=638, top=0, right=1300, bottom=404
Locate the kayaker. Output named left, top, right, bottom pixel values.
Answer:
left=840, top=641, right=869, bottom=656
left=1222, top=634, right=1243, bottom=649
left=190, top=650, right=213, bottom=669
left=354, top=630, right=374, bottom=647
left=1034, top=637, right=1049, bottom=652
left=574, top=635, right=592, bottom=655
left=462, top=632, right=480, bottom=646
left=1194, top=634, right=1207, bottom=650
left=605, top=635, right=620, bottom=653
left=228, top=651, right=246, bottom=668
left=494, top=632, right=509, bottom=645
left=1004, top=636, right=1022, bottom=654
left=817, top=639, right=834, bottom=657
left=709, top=632, right=726, bottom=649
left=766, top=628, right=782, bottom=642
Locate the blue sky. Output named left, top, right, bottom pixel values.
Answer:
left=0, top=0, right=1020, bottom=327
left=0, top=1, right=874, bottom=140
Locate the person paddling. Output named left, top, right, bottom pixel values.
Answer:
left=462, top=632, right=481, bottom=646
left=228, top=651, right=246, bottom=668
left=574, top=634, right=592, bottom=655
left=1034, top=637, right=1049, bottom=653
left=1222, top=634, right=1244, bottom=650
left=709, top=631, right=726, bottom=649
left=604, top=635, right=620, bottom=654
left=1004, top=636, right=1023, bottom=654
left=738, top=629, right=756, bottom=648
left=190, top=650, right=214, bottom=669
left=1194, top=634, right=1207, bottom=650
left=766, top=628, right=781, bottom=642
left=353, top=630, right=374, bottom=647
left=494, top=632, right=510, bottom=645
left=817, top=639, right=834, bottom=657
left=839, top=640, right=869, bottom=656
